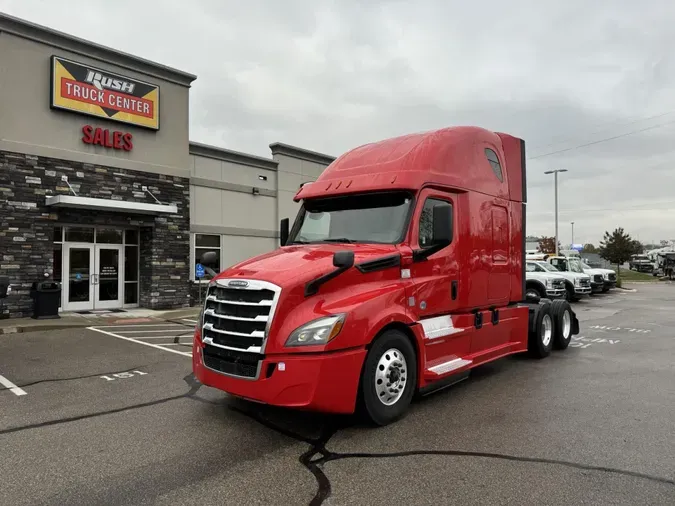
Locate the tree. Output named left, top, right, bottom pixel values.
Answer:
left=582, top=243, right=597, bottom=253
left=538, top=236, right=562, bottom=254
left=599, top=228, right=640, bottom=278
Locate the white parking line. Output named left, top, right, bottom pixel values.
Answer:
left=94, top=323, right=187, bottom=329
left=132, top=335, right=193, bottom=340
left=0, top=373, right=27, bottom=397
left=88, top=327, right=192, bottom=357
left=114, top=329, right=190, bottom=334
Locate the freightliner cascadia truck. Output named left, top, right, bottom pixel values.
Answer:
left=193, top=126, right=581, bottom=426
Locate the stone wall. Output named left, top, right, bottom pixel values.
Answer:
left=0, top=149, right=190, bottom=318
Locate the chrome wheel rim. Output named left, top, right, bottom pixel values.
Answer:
left=541, top=314, right=552, bottom=347
left=375, top=348, right=407, bottom=406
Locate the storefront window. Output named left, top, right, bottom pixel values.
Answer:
left=194, top=234, right=221, bottom=280
left=65, top=227, right=94, bottom=243
left=124, top=244, right=139, bottom=304
left=96, top=228, right=123, bottom=244
left=125, top=229, right=139, bottom=245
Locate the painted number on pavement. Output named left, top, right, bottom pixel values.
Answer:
left=570, top=336, right=621, bottom=349
left=100, top=370, right=149, bottom=381
left=588, top=325, right=650, bottom=333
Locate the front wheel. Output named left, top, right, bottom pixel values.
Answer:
left=359, top=330, right=417, bottom=426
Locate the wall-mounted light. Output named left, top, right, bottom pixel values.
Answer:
left=258, top=175, right=267, bottom=181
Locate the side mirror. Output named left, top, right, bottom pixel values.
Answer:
left=280, top=218, right=289, bottom=246
left=333, top=250, right=354, bottom=269
left=432, top=203, right=453, bottom=245
left=199, top=251, right=219, bottom=278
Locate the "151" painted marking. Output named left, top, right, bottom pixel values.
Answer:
left=100, top=370, right=148, bottom=381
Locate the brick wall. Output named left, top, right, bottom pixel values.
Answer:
left=0, top=150, right=190, bottom=318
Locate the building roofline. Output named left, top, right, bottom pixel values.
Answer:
left=0, top=12, right=197, bottom=87
left=269, top=142, right=335, bottom=165
left=189, top=141, right=278, bottom=171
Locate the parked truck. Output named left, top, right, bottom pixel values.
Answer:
left=192, top=126, right=580, bottom=426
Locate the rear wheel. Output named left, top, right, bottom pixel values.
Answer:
left=528, top=301, right=553, bottom=358
left=359, top=330, right=417, bottom=426
left=551, top=299, right=573, bottom=350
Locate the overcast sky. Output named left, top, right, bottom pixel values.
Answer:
left=2, top=0, right=675, bottom=246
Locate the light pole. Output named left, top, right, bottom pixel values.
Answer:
left=544, top=169, right=568, bottom=256
left=571, top=221, right=575, bottom=247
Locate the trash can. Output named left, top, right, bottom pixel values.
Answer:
left=30, top=281, right=61, bottom=320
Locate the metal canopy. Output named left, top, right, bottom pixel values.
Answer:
left=45, top=195, right=177, bottom=215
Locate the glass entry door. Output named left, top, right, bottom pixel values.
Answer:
left=95, top=245, right=123, bottom=310
left=62, top=244, right=95, bottom=312
left=62, top=244, right=123, bottom=311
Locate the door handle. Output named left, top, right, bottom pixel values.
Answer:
left=451, top=280, right=458, bottom=300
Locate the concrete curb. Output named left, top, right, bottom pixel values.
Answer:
left=0, top=308, right=200, bottom=335
left=0, top=322, right=93, bottom=335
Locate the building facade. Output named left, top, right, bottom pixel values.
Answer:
left=0, top=13, right=334, bottom=318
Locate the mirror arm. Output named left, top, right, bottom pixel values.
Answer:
left=304, top=264, right=352, bottom=297
left=412, top=240, right=450, bottom=263
left=203, top=267, right=218, bottom=278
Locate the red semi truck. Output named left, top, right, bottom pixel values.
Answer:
left=192, top=126, right=580, bottom=426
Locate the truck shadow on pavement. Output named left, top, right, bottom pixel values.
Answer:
left=3, top=366, right=673, bottom=506
left=218, top=362, right=675, bottom=506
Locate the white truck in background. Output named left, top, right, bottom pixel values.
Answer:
left=524, top=261, right=566, bottom=300
left=525, top=256, right=592, bottom=302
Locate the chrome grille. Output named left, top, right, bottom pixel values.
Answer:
left=593, top=274, right=603, bottom=283
left=201, top=279, right=281, bottom=379
left=580, top=278, right=591, bottom=288
left=608, top=273, right=617, bottom=281
left=552, top=279, right=564, bottom=289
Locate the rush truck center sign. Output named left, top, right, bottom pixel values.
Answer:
left=50, top=56, right=160, bottom=130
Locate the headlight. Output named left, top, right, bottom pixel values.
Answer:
left=285, top=314, right=346, bottom=347
left=546, top=279, right=554, bottom=288
left=574, top=278, right=581, bottom=287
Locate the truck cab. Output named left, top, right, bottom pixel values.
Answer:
left=192, top=126, right=580, bottom=426
left=541, top=256, right=592, bottom=301
left=578, top=260, right=616, bottom=291
left=525, top=261, right=565, bottom=299
left=629, top=254, right=653, bottom=273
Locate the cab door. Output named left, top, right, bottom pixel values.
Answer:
left=406, top=190, right=468, bottom=367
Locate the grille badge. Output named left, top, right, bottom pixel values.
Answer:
left=228, top=280, right=249, bottom=288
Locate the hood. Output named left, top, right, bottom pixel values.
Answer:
left=216, top=242, right=400, bottom=287
left=527, top=271, right=563, bottom=281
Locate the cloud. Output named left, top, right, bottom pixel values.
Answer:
left=2, top=0, right=675, bottom=244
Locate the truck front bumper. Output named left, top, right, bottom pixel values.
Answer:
left=575, top=286, right=592, bottom=295
left=546, top=288, right=565, bottom=298
left=590, top=282, right=603, bottom=293
left=603, top=280, right=617, bottom=289
left=192, top=334, right=367, bottom=414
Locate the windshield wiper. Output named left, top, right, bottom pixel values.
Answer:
left=321, top=238, right=354, bottom=244
left=287, top=239, right=311, bottom=245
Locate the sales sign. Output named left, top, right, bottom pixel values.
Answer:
left=50, top=56, right=160, bottom=130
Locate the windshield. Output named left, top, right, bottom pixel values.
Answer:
left=289, top=191, right=413, bottom=244
left=568, top=258, right=584, bottom=273
left=538, top=262, right=559, bottom=272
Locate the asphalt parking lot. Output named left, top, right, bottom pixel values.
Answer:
left=1, top=285, right=674, bottom=506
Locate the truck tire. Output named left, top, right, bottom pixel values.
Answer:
left=528, top=301, right=553, bottom=359
left=359, top=329, right=417, bottom=426
left=551, top=299, right=573, bottom=350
